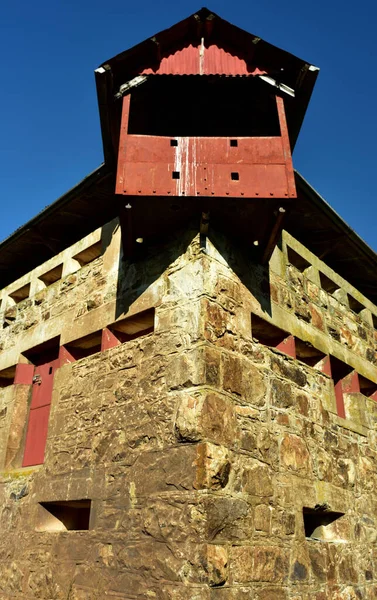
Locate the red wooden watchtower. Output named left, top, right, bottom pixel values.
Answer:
left=95, top=8, right=318, bottom=260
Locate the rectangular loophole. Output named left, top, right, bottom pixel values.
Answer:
left=348, top=294, right=364, bottom=315
left=358, top=375, right=377, bottom=399
left=73, top=241, right=102, bottom=267
left=295, top=339, right=326, bottom=369
left=64, top=330, right=102, bottom=360
left=230, top=139, right=238, bottom=147
left=251, top=314, right=288, bottom=347
left=172, top=171, right=180, bottom=179
left=0, top=365, right=16, bottom=388
left=9, top=283, right=30, bottom=304
left=109, top=308, right=155, bottom=343
left=319, top=272, right=340, bottom=294
left=170, top=139, right=178, bottom=146
left=372, top=314, right=377, bottom=329
left=39, top=264, right=63, bottom=287
left=22, top=336, right=60, bottom=365
left=37, top=500, right=91, bottom=532
left=231, top=172, right=239, bottom=181
left=287, top=247, right=311, bottom=273
left=303, top=506, right=344, bottom=541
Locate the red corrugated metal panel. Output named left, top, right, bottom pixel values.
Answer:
left=204, top=44, right=249, bottom=75
left=140, top=43, right=267, bottom=76
left=142, top=44, right=199, bottom=74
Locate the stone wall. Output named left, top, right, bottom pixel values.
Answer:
left=0, top=224, right=377, bottom=598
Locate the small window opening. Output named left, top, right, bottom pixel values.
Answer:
left=109, top=308, right=155, bottom=343
left=372, top=314, right=377, bottom=329
left=303, top=506, right=345, bottom=540
left=39, top=264, right=63, bottom=287
left=9, top=283, right=30, bottom=304
left=22, top=336, right=60, bottom=366
left=0, top=365, right=16, bottom=388
left=172, top=171, right=180, bottom=179
left=359, top=375, right=377, bottom=399
left=329, top=356, right=353, bottom=386
left=37, top=500, right=91, bottom=532
left=319, top=272, right=340, bottom=294
left=128, top=77, right=281, bottom=137
left=73, top=241, right=102, bottom=267
left=348, top=294, right=364, bottom=315
left=230, top=139, right=238, bottom=147
left=170, top=139, right=178, bottom=146
left=286, top=247, right=310, bottom=273
left=64, top=330, right=102, bottom=361
left=231, top=172, right=239, bottom=181
left=251, top=314, right=292, bottom=352
left=295, top=339, right=326, bottom=369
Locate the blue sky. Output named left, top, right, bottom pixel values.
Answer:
left=1, top=0, right=376, bottom=250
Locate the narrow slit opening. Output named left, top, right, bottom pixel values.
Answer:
left=348, top=294, right=364, bottom=315
left=0, top=365, right=16, bottom=388
left=64, top=331, right=102, bottom=361
left=9, top=283, right=30, bottom=304
left=303, top=506, right=345, bottom=540
left=73, top=241, right=102, bottom=267
left=319, top=272, right=340, bottom=294
left=37, top=500, right=91, bottom=532
left=109, top=308, right=155, bottom=343
left=39, top=264, right=63, bottom=287
left=295, top=339, right=326, bottom=369
left=287, top=247, right=311, bottom=273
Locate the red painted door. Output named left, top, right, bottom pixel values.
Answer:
left=22, top=358, right=59, bottom=467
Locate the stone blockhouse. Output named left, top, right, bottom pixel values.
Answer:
left=1, top=8, right=377, bottom=600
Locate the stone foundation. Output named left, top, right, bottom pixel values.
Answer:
left=0, top=225, right=376, bottom=598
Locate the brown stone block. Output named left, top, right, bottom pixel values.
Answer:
left=205, top=347, right=221, bottom=387
left=254, top=504, right=272, bottom=533
left=203, top=299, right=231, bottom=342
left=203, top=496, right=251, bottom=542
left=240, top=462, right=273, bottom=497
left=222, top=354, right=266, bottom=406
left=338, top=553, right=359, bottom=584
left=210, top=587, right=254, bottom=599
left=166, top=349, right=206, bottom=390
left=194, top=443, right=231, bottom=490
left=130, top=446, right=197, bottom=495
left=230, top=546, right=253, bottom=583
left=290, top=544, right=310, bottom=582
left=309, top=304, right=325, bottom=331
left=139, top=498, right=207, bottom=543
left=270, top=379, right=294, bottom=409
left=270, top=355, right=307, bottom=388
left=174, top=391, right=238, bottom=446
left=161, top=585, right=211, bottom=599
left=279, top=434, right=311, bottom=475
left=205, top=545, right=228, bottom=587
left=231, top=545, right=289, bottom=583
left=255, top=588, right=288, bottom=600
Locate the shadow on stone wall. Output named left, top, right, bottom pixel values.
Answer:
left=208, top=228, right=273, bottom=317
left=114, top=224, right=199, bottom=319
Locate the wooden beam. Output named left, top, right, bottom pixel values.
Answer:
left=262, top=207, right=286, bottom=264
